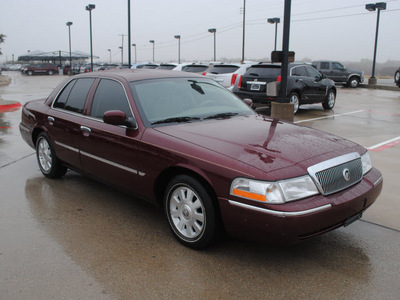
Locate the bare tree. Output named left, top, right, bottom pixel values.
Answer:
left=0, top=34, right=6, bottom=55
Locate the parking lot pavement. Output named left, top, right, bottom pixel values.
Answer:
left=1, top=72, right=400, bottom=299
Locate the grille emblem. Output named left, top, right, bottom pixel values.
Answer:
left=343, top=168, right=350, bottom=181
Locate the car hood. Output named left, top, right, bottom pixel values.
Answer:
left=154, top=115, right=362, bottom=178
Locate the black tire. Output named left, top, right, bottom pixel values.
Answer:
left=164, top=175, right=218, bottom=250
left=289, top=92, right=300, bottom=114
left=395, top=71, right=400, bottom=85
left=347, top=76, right=359, bottom=88
left=48, top=70, right=54, bottom=75
left=36, top=132, right=67, bottom=178
left=322, top=89, right=336, bottom=110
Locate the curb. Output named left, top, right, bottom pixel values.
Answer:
left=0, top=101, right=22, bottom=112
left=359, top=83, right=399, bottom=92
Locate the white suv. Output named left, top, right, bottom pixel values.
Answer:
left=203, top=62, right=254, bottom=90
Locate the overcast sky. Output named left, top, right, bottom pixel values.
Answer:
left=1, top=0, right=399, bottom=64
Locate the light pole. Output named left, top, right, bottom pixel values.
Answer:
left=85, top=4, right=95, bottom=72
left=174, top=35, right=181, bottom=64
left=365, top=2, right=386, bottom=85
left=132, top=44, right=137, bottom=63
left=119, top=46, right=123, bottom=64
left=149, top=40, right=155, bottom=62
left=128, top=0, right=131, bottom=67
left=66, top=22, right=73, bottom=67
left=107, top=49, right=111, bottom=64
left=241, top=0, right=246, bottom=63
left=267, top=17, right=280, bottom=51
left=208, top=28, right=216, bottom=61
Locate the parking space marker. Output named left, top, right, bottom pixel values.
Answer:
left=294, top=110, right=364, bottom=124
left=367, top=136, right=400, bottom=152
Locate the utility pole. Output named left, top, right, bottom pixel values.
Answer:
left=128, top=0, right=131, bottom=67
left=119, top=34, right=126, bottom=65
left=241, top=0, right=246, bottom=63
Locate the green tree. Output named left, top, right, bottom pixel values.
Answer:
left=0, top=33, right=6, bottom=55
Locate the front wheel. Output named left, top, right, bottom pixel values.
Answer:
left=36, top=132, right=67, bottom=178
left=289, top=92, right=300, bottom=114
left=164, top=175, right=218, bottom=250
left=48, top=70, right=54, bottom=75
left=347, top=77, right=360, bottom=88
left=322, top=89, right=336, bottom=110
left=395, top=71, right=400, bottom=84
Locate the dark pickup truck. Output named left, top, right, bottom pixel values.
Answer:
left=312, top=60, right=364, bottom=88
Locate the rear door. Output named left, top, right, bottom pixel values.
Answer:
left=47, top=78, right=96, bottom=168
left=303, top=66, right=327, bottom=102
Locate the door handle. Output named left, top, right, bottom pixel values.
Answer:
left=47, top=116, right=55, bottom=125
left=80, top=126, right=91, bottom=136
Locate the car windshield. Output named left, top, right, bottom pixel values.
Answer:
left=130, top=78, right=255, bottom=126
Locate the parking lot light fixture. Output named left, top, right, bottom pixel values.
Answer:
left=208, top=28, right=217, bottom=61
left=267, top=18, right=280, bottom=51
left=365, top=2, right=386, bottom=85
left=174, top=35, right=181, bottom=64
left=85, top=4, right=95, bottom=72
left=149, top=40, right=155, bottom=62
left=66, top=22, right=73, bottom=67
left=119, top=46, right=123, bottom=64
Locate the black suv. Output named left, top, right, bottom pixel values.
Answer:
left=232, top=62, right=336, bottom=114
left=394, top=67, right=400, bottom=88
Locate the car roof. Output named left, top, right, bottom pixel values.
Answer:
left=72, top=68, right=203, bottom=82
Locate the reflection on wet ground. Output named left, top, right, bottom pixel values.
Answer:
left=21, top=167, right=400, bottom=299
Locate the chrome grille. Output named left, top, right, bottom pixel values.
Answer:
left=308, top=152, right=363, bottom=196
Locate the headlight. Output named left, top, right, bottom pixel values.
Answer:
left=361, top=151, right=372, bottom=175
left=230, top=176, right=319, bottom=204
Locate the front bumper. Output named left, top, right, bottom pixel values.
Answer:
left=218, top=168, right=383, bottom=245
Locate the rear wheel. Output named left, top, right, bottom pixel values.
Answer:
left=164, top=175, right=218, bottom=250
left=36, top=132, right=67, bottom=178
left=27, top=70, right=33, bottom=76
left=395, top=71, right=400, bottom=84
left=48, top=70, right=54, bottom=75
left=322, top=89, right=336, bottom=110
left=289, top=92, right=300, bottom=114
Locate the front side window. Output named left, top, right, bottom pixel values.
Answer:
left=332, top=62, right=344, bottom=70
left=90, top=79, right=132, bottom=119
left=53, top=78, right=95, bottom=113
left=305, top=66, right=322, bottom=78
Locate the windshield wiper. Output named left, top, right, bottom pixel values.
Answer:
left=151, top=116, right=200, bottom=125
left=204, top=112, right=238, bottom=120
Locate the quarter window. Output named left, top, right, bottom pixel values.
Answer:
left=91, top=79, right=132, bottom=119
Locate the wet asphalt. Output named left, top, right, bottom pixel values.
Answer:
left=1, top=71, right=399, bottom=299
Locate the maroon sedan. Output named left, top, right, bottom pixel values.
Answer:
left=19, top=69, right=383, bottom=249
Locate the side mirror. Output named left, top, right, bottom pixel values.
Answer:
left=103, top=110, right=137, bottom=128
left=243, top=98, right=253, bottom=107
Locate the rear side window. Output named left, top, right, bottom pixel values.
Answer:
left=207, top=65, right=239, bottom=74
left=90, top=79, right=132, bottom=119
left=291, top=66, right=308, bottom=77
left=182, top=65, right=208, bottom=73
left=53, top=78, right=95, bottom=113
left=320, top=62, right=330, bottom=69
left=246, top=66, right=281, bottom=77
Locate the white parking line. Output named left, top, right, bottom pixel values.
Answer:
left=294, top=110, right=364, bottom=124
left=367, top=136, right=400, bottom=151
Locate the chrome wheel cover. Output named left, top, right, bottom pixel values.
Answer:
left=328, top=91, right=335, bottom=108
left=168, top=185, right=205, bottom=240
left=37, top=138, right=52, bottom=173
left=350, top=79, right=358, bottom=88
